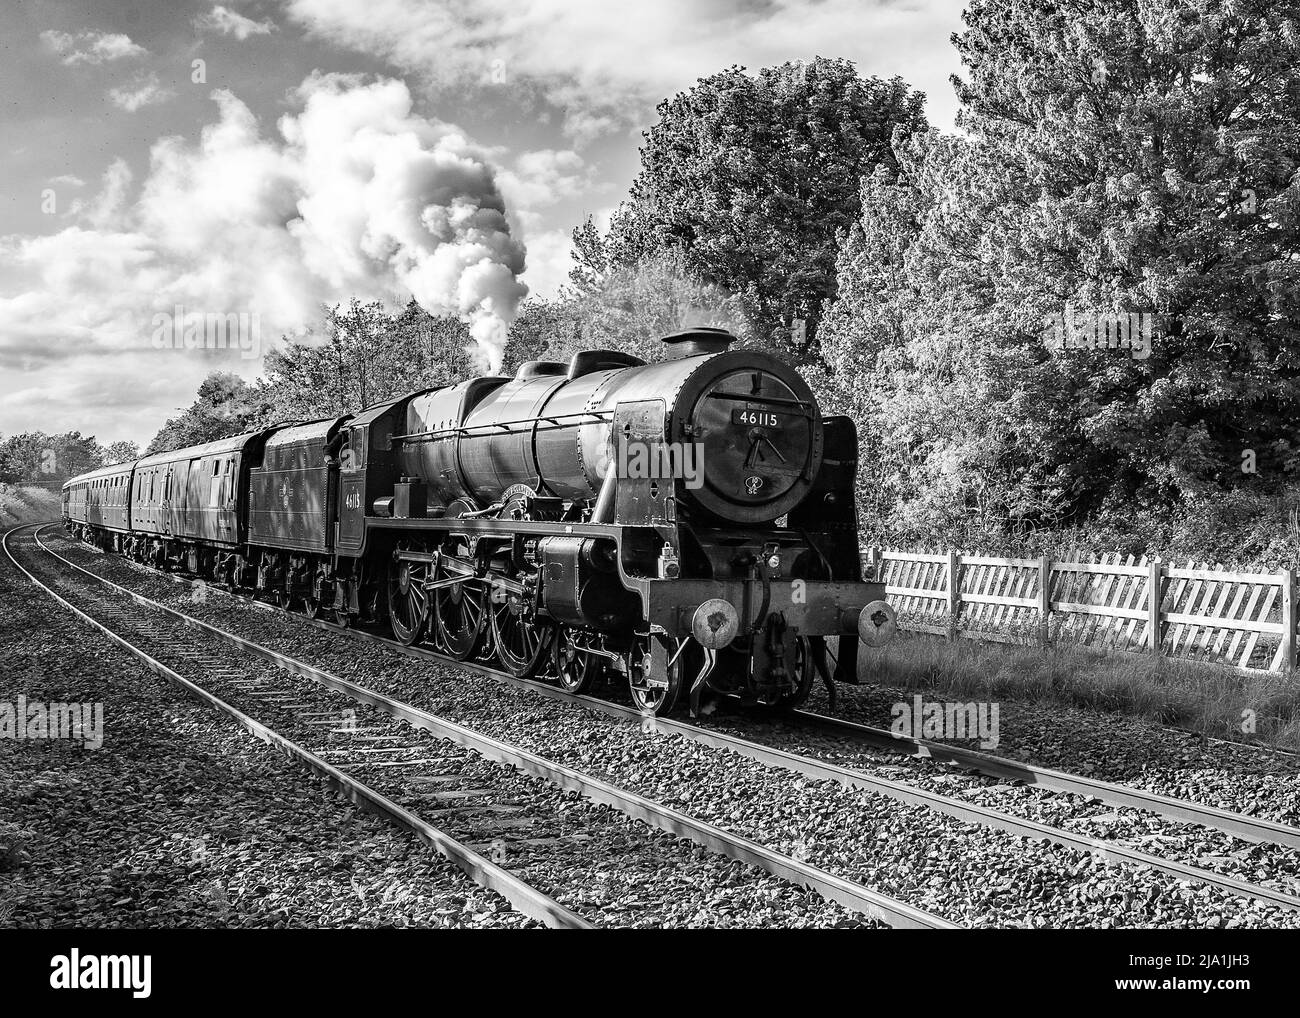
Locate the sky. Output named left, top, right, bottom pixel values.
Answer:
left=0, top=0, right=968, bottom=449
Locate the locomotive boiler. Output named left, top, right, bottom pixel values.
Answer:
left=63, top=327, right=897, bottom=716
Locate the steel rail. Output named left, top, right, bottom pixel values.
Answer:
left=789, top=709, right=1300, bottom=851
left=272, top=621, right=1300, bottom=910
left=2, top=524, right=593, bottom=930
left=22, top=525, right=957, bottom=929
left=39, top=524, right=1300, bottom=910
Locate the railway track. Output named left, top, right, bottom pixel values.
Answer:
left=786, top=709, right=1300, bottom=850
left=29, top=522, right=1300, bottom=918
left=5, top=523, right=956, bottom=929
left=3, top=524, right=589, bottom=929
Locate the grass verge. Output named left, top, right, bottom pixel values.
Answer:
left=859, top=632, right=1300, bottom=751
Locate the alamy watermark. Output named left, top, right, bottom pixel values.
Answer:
left=615, top=436, right=704, bottom=490
left=891, top=695, right=1000, bottom=750
left=1, top=696, right=103, bottom=749
left=1041, top=308, right=1156, bottom=360
left=50, top=950, right=151, bottom=998
left=151, top=304, right=261, bottom=360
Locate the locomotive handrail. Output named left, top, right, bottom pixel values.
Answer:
left=703, top=392, right=815, bottom=411
left=393, top=408, right=616, bottom=443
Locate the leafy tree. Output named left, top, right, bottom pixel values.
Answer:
left=146, top=374, right=270, bottom=454
left=502, top=297, right=584, bottom=373
left=103, top=440, right=140, bottom=465
left=820, top=0, right=1300, bottom=543
left=257, top=300, right=475, bottom=421
left=0, top=432, right=104, bottom=481
left=149, top=301, right=480, bottom=454
left=590, top=57, right=928, bottom=356
left=505, top=250, right=755, bottom=372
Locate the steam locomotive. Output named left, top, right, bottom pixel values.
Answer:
left=62, top=328, right=897, bottom=715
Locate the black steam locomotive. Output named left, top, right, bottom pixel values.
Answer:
left=62, top=328, right=897, bottom=715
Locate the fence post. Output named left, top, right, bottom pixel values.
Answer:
left=1148, top=558, right=1164, bottom=656
left=947, top=549, right=961, bottom=641
left=1282, top=567, right=1296, bottom=671
left=868, top=546, right=881, bottom=582
left=1038, top=556, right=1051, bottom=647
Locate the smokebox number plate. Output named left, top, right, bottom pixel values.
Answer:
left=731, top=408, right=784, bottom=429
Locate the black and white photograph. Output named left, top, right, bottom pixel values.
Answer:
left=1, top=0, right=1297, bottom=1000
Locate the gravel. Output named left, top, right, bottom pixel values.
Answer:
left=7, top=530, right=874, bottom=929
left=803, top=677, right=1300, bottom=825
left=41, top=531, right=1300, bottom=929
left=1, top=532, right=534, bottom=929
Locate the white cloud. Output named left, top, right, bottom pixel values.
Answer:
left=68, top=159, right=135, bottom=229
left=40, top=30, right=147, bottom=65
left=286, top=0, right=966, bottom=140
left=197, top=5, right=277, bottom=40
left=108, top=73, right=176, bottom=113
left=0, top=75, right=530, bottom=444
left=497, top=149, right=588, bottom=210
left=519, top=228, right=575, bottom=301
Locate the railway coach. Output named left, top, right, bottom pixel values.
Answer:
left=63, top=327, right=898, bottom=716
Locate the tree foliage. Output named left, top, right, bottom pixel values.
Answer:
left=103, top=440, right=140, bottom=465
left=258, top=300, right=475, bottom=422
left=0, top=432, right=106, bottom=482
left=819, top=0, right=1300, bottom=545
left=503, top=250, right=756, bottom=370
left=147, top=301, right=478, bottom=454
left=585, top=57, right=928, bottom=356
left=145, top=373, right=270, bottom=455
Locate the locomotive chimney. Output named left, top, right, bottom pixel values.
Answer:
left=659, top=327, right=735, bottom=359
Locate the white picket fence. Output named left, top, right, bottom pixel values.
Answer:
left=862, top=548, right=1296, bottom=674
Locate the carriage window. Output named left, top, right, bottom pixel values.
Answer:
left=210, top=459, right=223, bottom=507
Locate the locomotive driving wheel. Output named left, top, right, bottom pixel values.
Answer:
left=553, top=626, right=601, bottom=695
left=489, top=577, right=547, bottom=677
left=387, top=556, right=429, bottom=646
left=434, top=555, right=486, bottom=660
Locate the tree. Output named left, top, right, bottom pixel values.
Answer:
left=0, top=432, right=104, bottom=482
left=103, top=440, right=140, bottom=465
left=820, top=0, right=1300, bottom=543
left=146, top=374, right=270, bottom=454
left=591, top=57, right=928, bottom=356
left=510, top=252, right=756, bottom=370
left=572, top=250, right=755, bottom=363
left=502, top=297, right=584, bottom=373
left=148, top=301, right=481, bottom=455
left=258, top=300, right=475, bottom=421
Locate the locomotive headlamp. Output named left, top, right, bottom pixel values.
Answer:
left=692, top=598, right=739, bottom=649
left=858, top=599, right=898, bottom=648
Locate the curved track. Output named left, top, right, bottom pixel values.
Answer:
left=7, top=523, right=956, bottom=930
left=26, top=523, right=1300, bottom=915
left=2, top=524, right=591, bottom=929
